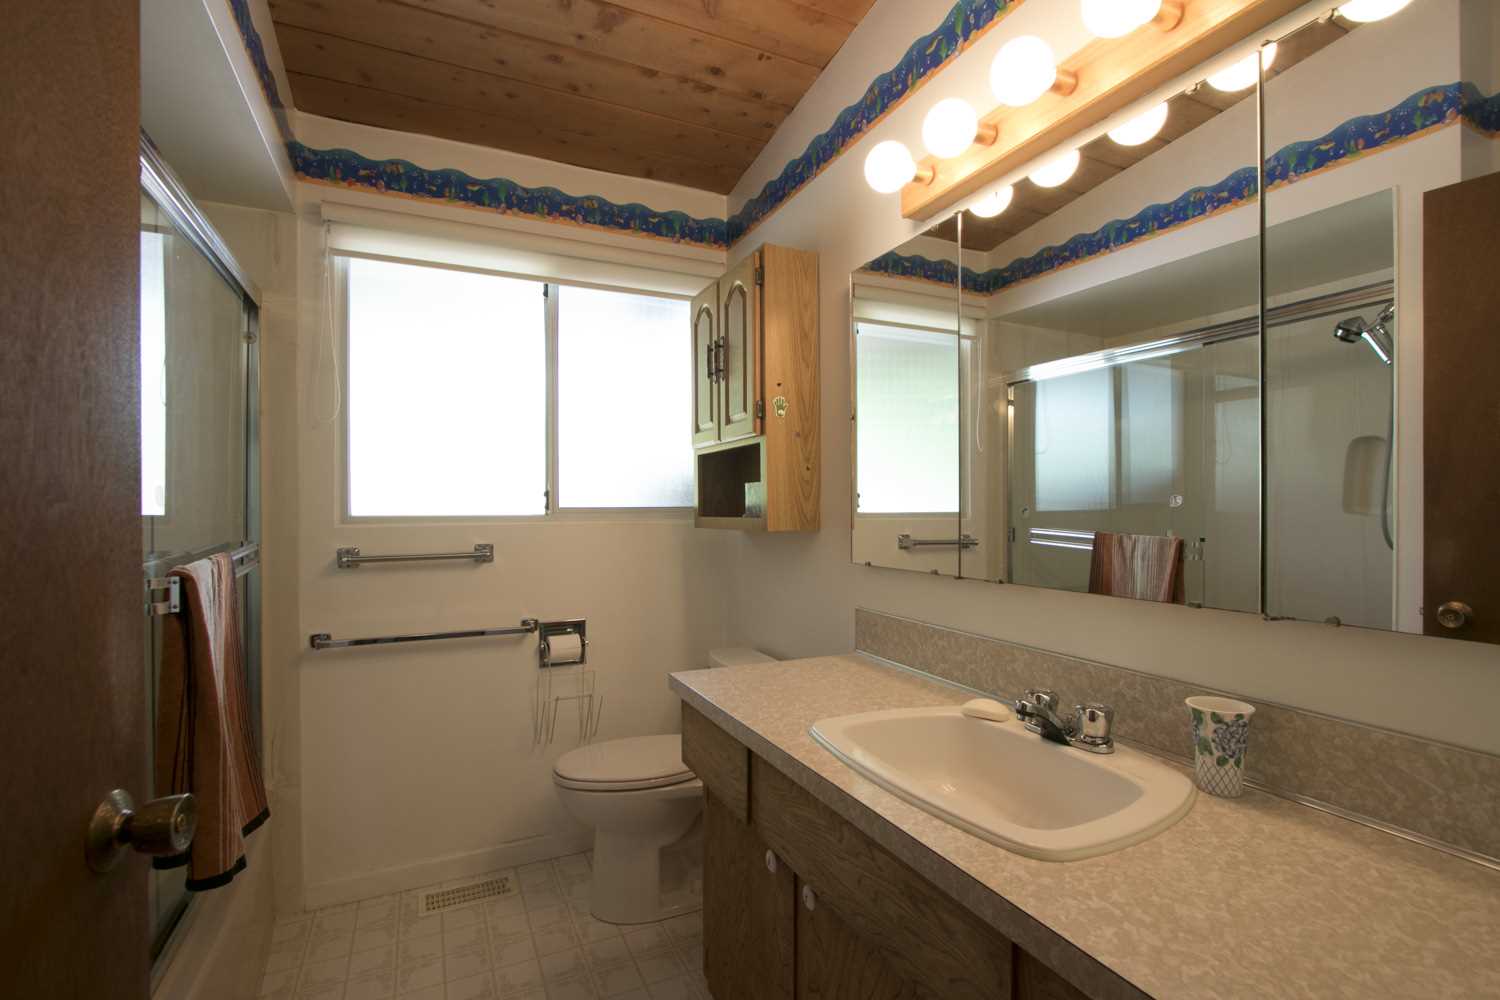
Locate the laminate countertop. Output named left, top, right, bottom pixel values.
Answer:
left=669, top=654, right=1500, bottom=1000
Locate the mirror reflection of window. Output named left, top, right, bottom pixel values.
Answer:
left=140, top=231, right=168, bottom=517
left=855, top=322, right=959, bottom=514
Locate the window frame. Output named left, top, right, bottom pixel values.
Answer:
left=334, top=252, right=696, bottom=524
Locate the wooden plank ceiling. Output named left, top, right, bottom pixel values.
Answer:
left=270, top=0, right=877, bottom=194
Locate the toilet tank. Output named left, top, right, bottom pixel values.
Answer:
left=706, top=647, right=776, bottom=669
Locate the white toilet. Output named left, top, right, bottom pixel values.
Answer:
left=552, top=647, right=775, bottom=925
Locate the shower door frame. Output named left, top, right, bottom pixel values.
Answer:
left=139, top=132, right=264, bottom=975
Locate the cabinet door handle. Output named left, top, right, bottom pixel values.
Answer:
left=714, top=336, right=726, bottom=382
left=706, top=341, right=717, bottom=383
left=801, top=884, right=817, bottom=912
left=764, top=849, right=778, bottom=874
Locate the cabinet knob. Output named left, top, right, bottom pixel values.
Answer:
left=801, top=884, right=817, bottom=912
left=764, top=849, right=778, bottom=874
left=1436, top=601, right=1473, bottom=630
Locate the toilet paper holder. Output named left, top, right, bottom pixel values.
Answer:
left=538, top=619, right=588, bottom=668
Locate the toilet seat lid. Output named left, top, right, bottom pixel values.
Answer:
left=554, top=734, right=694, bottom=791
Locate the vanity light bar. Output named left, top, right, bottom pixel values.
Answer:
left=900, top=0, right=1309, bottom=221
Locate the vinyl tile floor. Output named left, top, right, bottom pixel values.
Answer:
left=257, top=852, right=707, bottom=1000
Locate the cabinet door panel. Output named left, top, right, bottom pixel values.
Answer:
left=692, top=282, right=720, bottom=447
left=752, top=757, right=1013, bottom=1000
left=797, top=877, right=932, bottom=1000
left=703, top=790, right=794, bottom=1000
left=720, top=253, right=761, bottom=442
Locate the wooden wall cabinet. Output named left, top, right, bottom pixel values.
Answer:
left=683, top=704, right=1094, bottom=1000
left=691, top=244, right=819, bottom=533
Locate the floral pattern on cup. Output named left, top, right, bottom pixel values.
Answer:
left=1186, top=696, right=1256, bottom=798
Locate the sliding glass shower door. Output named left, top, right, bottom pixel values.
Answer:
left=139, top=140, right=262, bottom=966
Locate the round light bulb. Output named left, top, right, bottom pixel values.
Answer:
left=969, top=185, right=1015, bottom=219
left=1028, top=149, right=1081, bottom=188
left=864, top=141, right=918, bottom=194
left=1207, top=43, right=1277, bottom=92
left=922, top=98, right=981, bottom=159
left=1337, top=0, right=1413, bottom=21
left=991, top=36, right=1059, bottom=108
left=1081, top=0, right=1162, bottom=38
left=1108, top=102, right=1169, bottom=146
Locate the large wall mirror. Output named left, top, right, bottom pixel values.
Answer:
left=850, top=218, right=968, bottom=577
left=851, top=0, right=1500, bottom=644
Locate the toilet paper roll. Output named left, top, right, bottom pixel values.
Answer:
left=545, top=632, right=584, bottom=665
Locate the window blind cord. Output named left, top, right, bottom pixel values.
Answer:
left=309, top=221, right=342, bottom=428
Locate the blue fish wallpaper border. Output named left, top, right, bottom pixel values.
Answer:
left=291, top=144, right=731, bottom=249
left=867, top=83, right=1488, bottom=297
left=725, top=0, right=1024, bottom=245
left=225, top=0, right=293, bottom=145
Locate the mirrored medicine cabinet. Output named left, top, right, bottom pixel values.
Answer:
left=851, top=2, right=1500, bottom=645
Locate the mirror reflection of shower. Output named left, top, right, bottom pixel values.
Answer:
left=1333, top=303, right=1395, bottom=550
left=1333, top=302, right=1395, bottom=365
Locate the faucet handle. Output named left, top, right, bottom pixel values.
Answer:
left=1024, top=689, right=1059, bottom=712
left=1073, top=704, right=1114, bottom=745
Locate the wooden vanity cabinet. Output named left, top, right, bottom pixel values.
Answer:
left=683, top=704, right=1096, bottom=1000
left=690, top=244, right=819, bottom=533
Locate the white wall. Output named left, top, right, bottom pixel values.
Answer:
left=722, top=0, right=1500, bottom=755
left=269, top=121, right=736, bottom=909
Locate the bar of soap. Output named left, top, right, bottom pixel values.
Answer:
left=960, top=698, right=1012, bottom=723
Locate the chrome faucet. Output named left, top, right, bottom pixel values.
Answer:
left=1011, top=690, right=1115, bottom=754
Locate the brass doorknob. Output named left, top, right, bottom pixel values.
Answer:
left=85, top=789, right=196, bottom=872
left=1436, top=601, right=1473, bottom=630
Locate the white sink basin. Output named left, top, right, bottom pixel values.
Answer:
left=811, top=706, right=1195, bottom=861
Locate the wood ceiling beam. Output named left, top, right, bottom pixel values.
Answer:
left=396, top=0, right=819, bottom=109
left=269, top=0, right=789, bottom=140
left=544, top=0, right=867, bottom=69
left=900, top=0, right=1308, bottom=221
left=278, top=27, right=762, bottom=183
left=289, top=72, right=743, bottom=192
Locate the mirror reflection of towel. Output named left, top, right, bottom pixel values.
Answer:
left=1088, top=532, right=1186, bottom=604
left=155, top=552, right=269, bottom=890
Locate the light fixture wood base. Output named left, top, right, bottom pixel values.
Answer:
left=900, top=0, right=1308, bottom=221
left=1155, top=2, right=1187, bottom=31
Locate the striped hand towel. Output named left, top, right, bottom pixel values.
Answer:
left=1087, top=532, right=1186, bottom=605
left=155, top=552, right=269, bottom=890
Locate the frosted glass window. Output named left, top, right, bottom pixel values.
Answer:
left=856, top=323, right=958, bottom=513
left=346, top=257, right=546, bottom=516
left=141, top=231, right=167, bottom=517
left=1119, top=361, right=1182, bottom=504
left=558, top=286, right=693, bottom=507
left=1034, top=368, right=1113, bottom=512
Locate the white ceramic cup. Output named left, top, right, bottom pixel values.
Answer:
left=1185, top=695, right=1256, bottom=798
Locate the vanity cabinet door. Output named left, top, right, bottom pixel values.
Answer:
left=719, top=251, right=762, bottom=443
left=795, top=877, right=929, bottom=1000
left=692, top=282, right=720, bottom=448
left=703, top=789, right=795, bottom=1000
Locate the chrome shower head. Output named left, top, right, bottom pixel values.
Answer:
left=1334, top=316, right=1369, bottom=343
left=1332, top=310, right=1394, bottom=366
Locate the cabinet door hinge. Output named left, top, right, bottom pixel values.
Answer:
left=754, top=267, right=764, bottom=287
left=754, top=399, right=764, bottom=419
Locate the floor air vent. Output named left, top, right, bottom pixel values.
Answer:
left=418, top=874, right=517, bottom=917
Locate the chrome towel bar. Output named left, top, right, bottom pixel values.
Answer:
left=897, top=533, right=979, bottom=550
left=336, top=543, right=493, bottom=569
left=309, top=619, right=539, bottom=650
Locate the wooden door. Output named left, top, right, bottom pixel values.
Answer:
left=692, top=282, right=720, bottom=447
left=796, top=879, right=930, bottom=1000
left=720, top=252, right=762, bottom=443
left=703, top=791, right=794, bottom=1000
left=0, top=2, right=150, bottom=996
left=1423, top=170, right=1500, bottom=643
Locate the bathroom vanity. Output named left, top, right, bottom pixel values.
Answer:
left=673, top=656, right=1500, bottom=999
